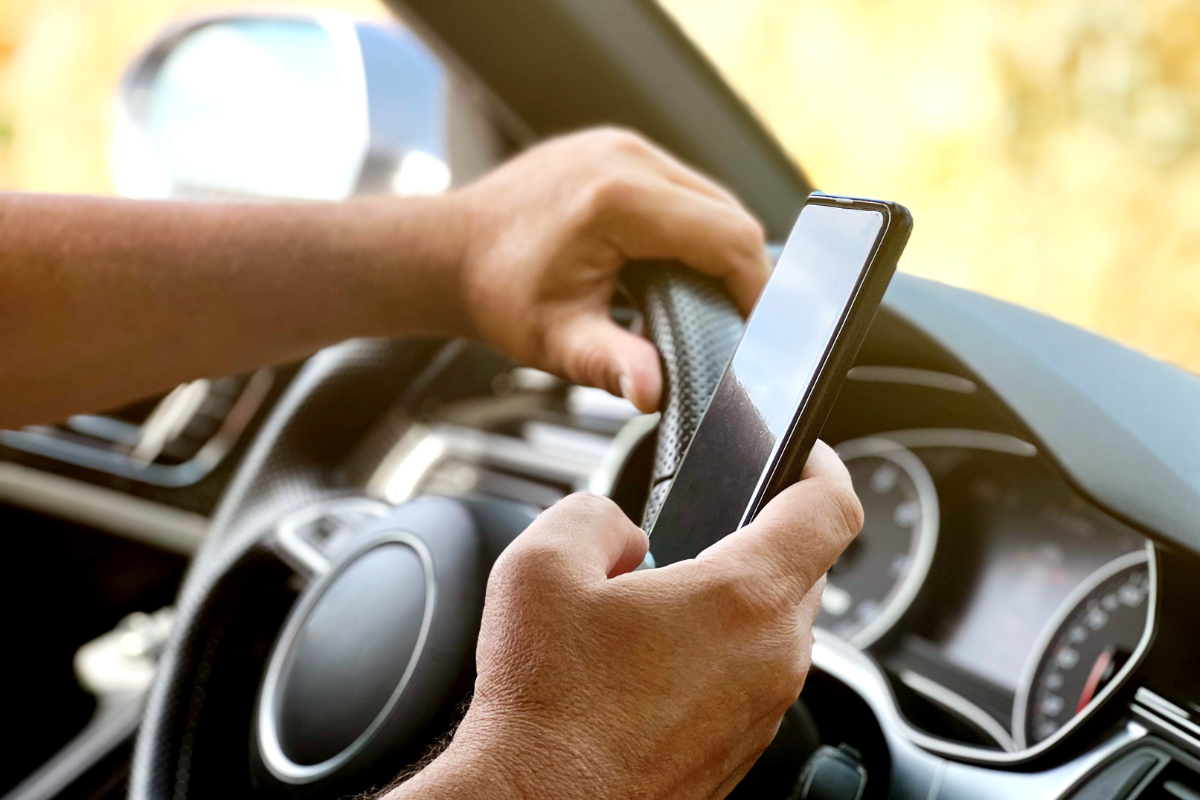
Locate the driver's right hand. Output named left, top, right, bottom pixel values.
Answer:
left=387, top=440, right=863, bottom=800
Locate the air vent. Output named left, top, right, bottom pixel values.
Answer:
left=368, top=375, right=650, bottom=512
left=0, top=370, right=273, bottom=487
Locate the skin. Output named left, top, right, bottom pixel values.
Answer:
left=2, top=127, right=862, bottom=797
left=0, top=128, right=768, bottom=428
left=387, top=444, right=862, bottom=800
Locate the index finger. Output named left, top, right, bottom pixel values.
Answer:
left=696, top=441, right=863, bottom=603
left=599, top=174, right=769, bottom=314
left=500, top=493, right=650, bottom=586
left=624, top=135, right=748, bottom=211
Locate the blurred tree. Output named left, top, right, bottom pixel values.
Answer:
left=663, top=0, right=1200, bottom=373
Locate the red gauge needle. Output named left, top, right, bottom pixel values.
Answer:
left=1076, top=646, right=1117, bottom=713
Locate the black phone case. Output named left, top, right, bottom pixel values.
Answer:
left=743, top=196, right=912, bottom=524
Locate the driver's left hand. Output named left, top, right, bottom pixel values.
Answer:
left=446, top=128, right=770, bottom=413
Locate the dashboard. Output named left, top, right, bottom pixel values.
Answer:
left=825, top=432, right=1151, bottom=753
left=1, top=318, right=1194, bottom=800
left=341, top=342, right=1159, bottom=764
left=6, top=3, right=1199, bottom=797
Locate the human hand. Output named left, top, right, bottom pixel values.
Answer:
left=389, top=441, right=862, bottom=800
left=448, top=128, right=769, bottom=413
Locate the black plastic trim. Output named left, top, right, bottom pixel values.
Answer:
left=387, top=0, right=812, bottom=239
left=880, top=273, right=1200, bottom=553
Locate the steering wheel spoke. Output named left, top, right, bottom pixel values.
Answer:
left=272, top=497, right=392, bottom=580
left=132, top=276, right=743, bottom=798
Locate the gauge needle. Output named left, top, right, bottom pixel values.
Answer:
left=1076, top=645, right=1117, bottom=713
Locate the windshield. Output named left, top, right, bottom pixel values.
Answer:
left=659, top=0, right=1200, bottom=374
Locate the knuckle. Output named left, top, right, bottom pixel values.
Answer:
left=565, top=337, right=616, bottom=391
left=556, top=491, right=623, bottom=523
left=591, top=126, right=649, bottom=154
left=491, top=536, right=565, bottom=591
left=695, top=558, right=787, bottom=620
left=578, top=174, right=638, bottom=220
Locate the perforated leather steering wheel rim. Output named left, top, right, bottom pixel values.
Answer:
left=129, top=268, right=744, bottom=799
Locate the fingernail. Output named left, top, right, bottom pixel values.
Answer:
left=618, top=374, right=634, bottom=404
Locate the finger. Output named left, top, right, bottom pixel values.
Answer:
left=547, top=311, right=663, bottom=413
left=620, top=135, right=747, bottom=210
left=697, top=442, right=863, bottom=604
left=579, top=127, right=746, bottom=209
left=595, top=174, right=769, bottom=314
left=512, top=493, right=649, bottom=582
left=801, top=439, right=854, bottom=486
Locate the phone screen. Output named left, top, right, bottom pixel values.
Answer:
left=649, top=203, right=886, bottom=565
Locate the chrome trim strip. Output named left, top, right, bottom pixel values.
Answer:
left=847, top=366, right=977, bottom=394
left=936, top=723, right=1147, bottom=800
left=257, top=530, right=437, bottom=784
left=373, top=420, right=605, bottom=505
left=1131, top=705, right=1200, bottom=756
left=812, top=634, right=1148, bottom=774
left=0, top=462, right=207, bottom=555
left=1136, top=689, right=1200, bottom=742
left=0, top=369, right=273, bottom=487
left=588, top=413, right=660, bottom=497
left=1012, top=545, right=1156, bottom=749
left=924, top=763, right=945, bottom=800
left=2, top=695, right=144, bottom=800
left=899, top=670, right=1016, bottom=752
left=130, top=379, right=212, bottom=465
left=850, top=428, right=1038, bottom=456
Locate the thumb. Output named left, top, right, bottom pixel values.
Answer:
left=551, top=312, right=662, bottom=413
left=509, top=494, right=650, bottom=583
left=698, top=441, right=862, bottom=605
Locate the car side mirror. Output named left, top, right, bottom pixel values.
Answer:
left=113, top=12, right=503, bottom=201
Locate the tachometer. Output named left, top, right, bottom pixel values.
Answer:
left=1013, top=548, right=1154, bottom=749
left=819, top=438, right=939, bottom=647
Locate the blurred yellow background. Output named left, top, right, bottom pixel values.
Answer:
left=1, top=0, right=1197, bottom=373
left=664, top=0, right=1200, bottom=374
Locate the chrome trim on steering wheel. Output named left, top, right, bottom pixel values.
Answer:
left=256, top=529, right=437, bottom=784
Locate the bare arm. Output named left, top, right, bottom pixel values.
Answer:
left=0, top=128, right=767, bottom=428
left=0, top=193, right=464, bottom=427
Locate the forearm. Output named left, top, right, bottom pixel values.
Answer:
left=0, top=192, right=467, bottom=427
left=381, top=742, right=526, bottom=800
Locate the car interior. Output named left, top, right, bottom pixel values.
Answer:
left=3, top=1, right=1199, bottom=799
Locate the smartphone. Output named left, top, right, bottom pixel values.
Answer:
left=648, top=195, right=912, bottom=566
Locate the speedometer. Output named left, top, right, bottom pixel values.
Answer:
left=1013, top=548, right=1154, bottom=748
left=819, top=438, right=939, bottom=647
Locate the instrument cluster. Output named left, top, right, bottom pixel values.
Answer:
left=817, top=430, right=1153, bottom=754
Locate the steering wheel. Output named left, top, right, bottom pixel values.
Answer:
left=128, top=266, right=748, bottom=799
